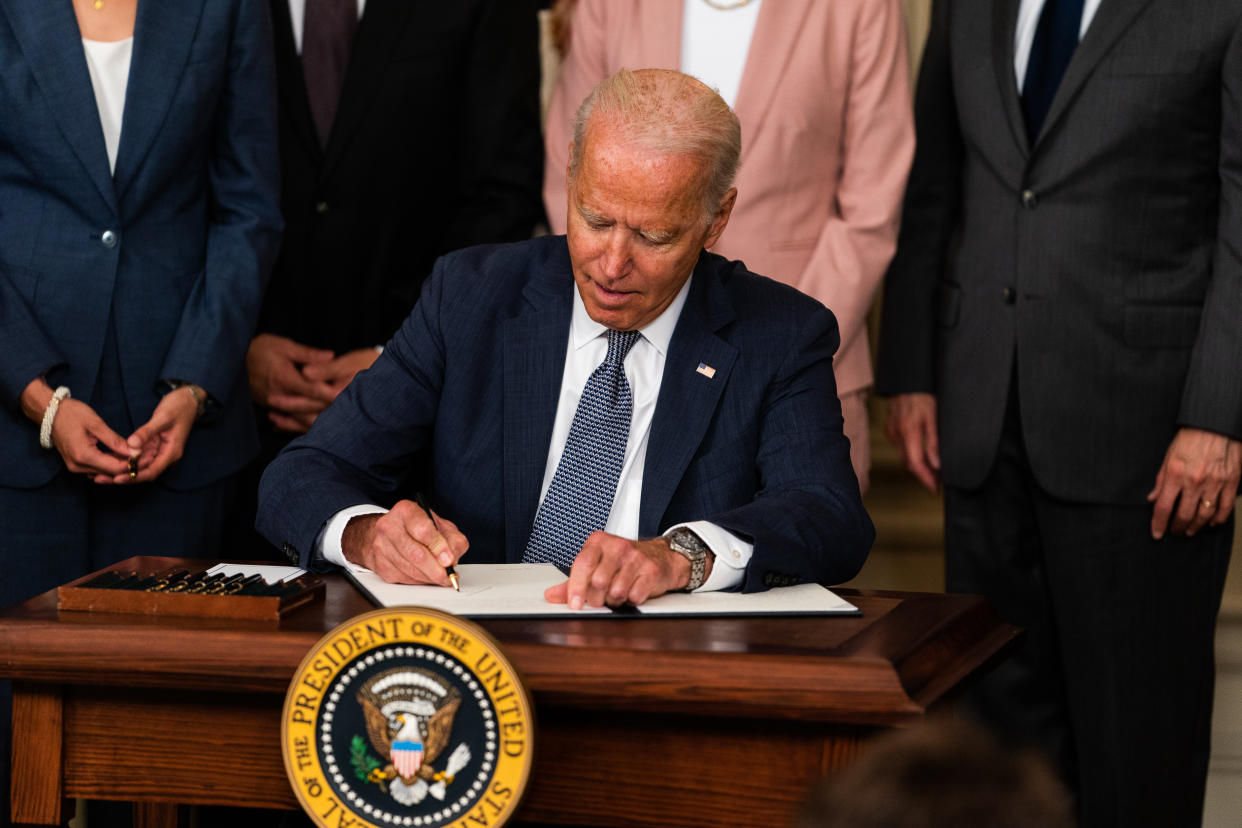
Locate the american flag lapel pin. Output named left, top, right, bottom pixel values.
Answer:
left=696, top=363, right=716, bottom=379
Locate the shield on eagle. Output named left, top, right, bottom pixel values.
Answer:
left=390, top=714, right=425, bottom=778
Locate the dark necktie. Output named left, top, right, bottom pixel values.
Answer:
left=1022, top=0, right=1085, bottom=141
left=303, top=0, right=357, bottom=147
left=523, top=329, right=641, bottom=567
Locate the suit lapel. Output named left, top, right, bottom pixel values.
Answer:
left=992, top=0, right=1031, bottom=159
left=1036, top=0, right=1156, bottom=145
left=1, top=0, right=116, bottom=213
left=731, top=0, right=810, bottom=168
left=639, top=257, right=738, bottom=535
left=320, top=0, right=414, bottom=180
left=501, top=263, right=573, bottom=560
left=113, top=0, right=203, bottom=201
left=270, top=0, right=321, bottom=164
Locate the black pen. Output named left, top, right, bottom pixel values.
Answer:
left=414, top=491, right=458, bottom=591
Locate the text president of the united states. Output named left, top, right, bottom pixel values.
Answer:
left=257, top=68, right=873, bottom=608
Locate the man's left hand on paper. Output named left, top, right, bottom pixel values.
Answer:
left=544, top=531, right=714, bottom=609
left=342, top=500, right=469, bottom=586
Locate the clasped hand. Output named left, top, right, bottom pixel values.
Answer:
left=22, top=378, right=199, bottom=484
left=247, top=333, right=378, bottom=433
left=343, top=504, right=698, bottom=608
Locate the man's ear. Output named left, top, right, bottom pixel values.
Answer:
left=703, top=188, right=737, bottom=249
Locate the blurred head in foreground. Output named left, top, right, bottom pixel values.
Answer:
left=797, top=717, right=1074, bottom=828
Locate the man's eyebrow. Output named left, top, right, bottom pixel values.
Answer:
left=577, top=203, right=611, bottom=224
left=640, top=227, right=678, bottom=244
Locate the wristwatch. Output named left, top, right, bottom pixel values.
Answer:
left=664, top=527, right=709, bottom=592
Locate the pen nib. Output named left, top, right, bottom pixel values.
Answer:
left=449, top=572, right=461, bottom=592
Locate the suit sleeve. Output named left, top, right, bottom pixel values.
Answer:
left=542, top=0, right=613, bottom=236
left=1177, top=16, right=1242, bottom=439
left=785, top=0, right=914, bottom=388
left=874, top=0, right=963, bottom=396
left=0, top=269, right=63, bottom=406
left=158, top=0, right=282, bottom=404
left=441, top=0, right=546, bottom=250
left=257, top=257, right=450, bottom=568
left=709, top=304, right=875, bottom=591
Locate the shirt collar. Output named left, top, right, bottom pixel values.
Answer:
left=569, top=274, right=693, bottom=358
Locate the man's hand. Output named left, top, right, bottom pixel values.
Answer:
left=1147, top=427, right=1242, bottom=539
left=246, top=334, right=336, bottom=433
left=301, top=347, right=380, bottom=397
left=544, top=532, right=713, bottom=609
left=341, top=500, right=469, bottom=585
left=884, top=392, right=941, bottom=492
left=119, top=386, right=200, bottom=484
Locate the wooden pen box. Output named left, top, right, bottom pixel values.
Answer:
left=56, top=556, right=324, bottom=621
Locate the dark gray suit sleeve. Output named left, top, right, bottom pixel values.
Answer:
left=1177, top=16, right=1242, bottom=440
left=875, top=0, right=963, bottom=396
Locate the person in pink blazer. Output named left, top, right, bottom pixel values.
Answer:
left=544, top=0, right=914, bottom=490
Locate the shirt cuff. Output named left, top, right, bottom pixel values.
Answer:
left=668, top=520, right=753, bottom=592
left=318, top=504, right=389, bottom=571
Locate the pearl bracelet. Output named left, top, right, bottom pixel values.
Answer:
left=39, top=386, right=71, bottom=450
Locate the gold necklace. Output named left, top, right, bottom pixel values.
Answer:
left=701, top=0, right=757, bottom=10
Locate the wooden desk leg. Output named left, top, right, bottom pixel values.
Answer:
left=133, top=801, right=178, bottom=828
left=10, top=682, right=70, bottom=826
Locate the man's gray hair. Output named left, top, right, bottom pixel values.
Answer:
left=568, top=69, right=742, bottom=223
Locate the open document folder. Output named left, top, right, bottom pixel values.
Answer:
left=344, top=563, right=859, bottom=618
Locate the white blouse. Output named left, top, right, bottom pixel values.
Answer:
left=680, top=0, right=762, bottom=109
left=81, top=37, right=133, bottom=175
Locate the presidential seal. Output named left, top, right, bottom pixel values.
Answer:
left=282, top=608, right=534, bottom=828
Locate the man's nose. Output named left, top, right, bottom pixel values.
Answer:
left=600, top=232, right=632, bottom=280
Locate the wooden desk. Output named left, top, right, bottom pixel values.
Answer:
left=1, top=559, right=1016, bottom=828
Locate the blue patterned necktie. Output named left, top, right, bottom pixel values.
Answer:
left=523, top=329, right=641, bottom=567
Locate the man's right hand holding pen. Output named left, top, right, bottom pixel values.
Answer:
left=341, top=499, right=469, bottom=586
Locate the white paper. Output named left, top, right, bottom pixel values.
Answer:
left=347, top=563, right=857, bottom=617
left=347, top=563, right=613, bottom=616
left=205, top=562, right=307, bottom=584
left=636, top=581, right=858, bottom=615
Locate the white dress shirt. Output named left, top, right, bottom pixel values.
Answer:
left=321, top=277, right=754, bottom=592
left=679, top=0, right=763, bottom=109
left=288, top=0, right=367, bottom=54
left=1014, top=0, right=1104, bottom=93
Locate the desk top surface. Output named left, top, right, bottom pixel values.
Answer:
left=0, top=557, right=1017, bottom=726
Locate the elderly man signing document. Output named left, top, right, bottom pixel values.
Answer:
left=258, top=68, right=872, bottom=608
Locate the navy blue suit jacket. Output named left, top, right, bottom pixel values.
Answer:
left=0, top=0, right=281, bottom=489
left=258, top=238, right=873, bottom=591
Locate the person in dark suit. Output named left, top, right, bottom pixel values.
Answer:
left=0, top=0, right=281, bottom=822
left=258, top=68, right=872, bottom=607
left=877, top=1, right=1242, bottom=825
left=236, top=0, right=545, bottom=557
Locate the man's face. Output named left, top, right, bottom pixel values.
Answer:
left=566, top=125, right=734, bottom=331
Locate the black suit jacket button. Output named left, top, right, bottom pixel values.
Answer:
left=1021, top=189, right=1038, bottom=209
left=100, top=229, right=118, bottom=248
left=1002, top=286, right=1016, bottom=304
